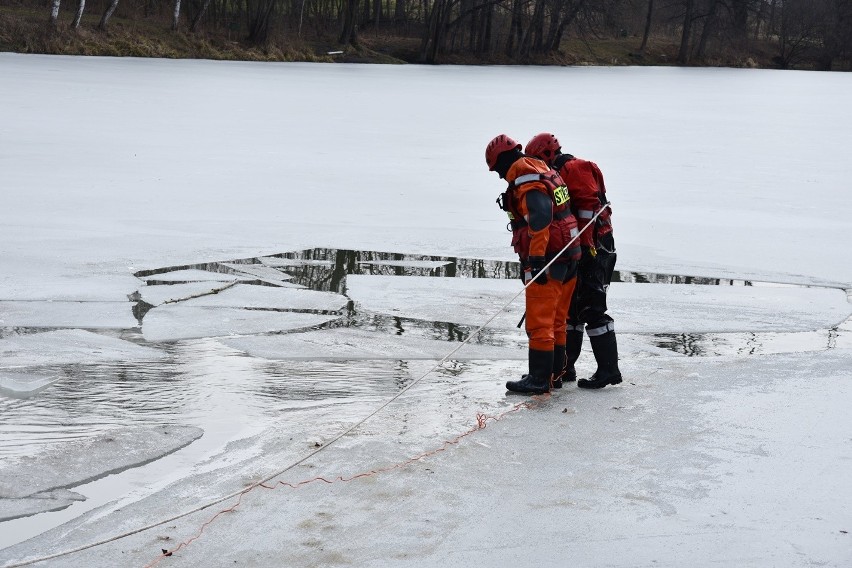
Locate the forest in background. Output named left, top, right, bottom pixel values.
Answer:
left=1, top=0, right=851, bottom=69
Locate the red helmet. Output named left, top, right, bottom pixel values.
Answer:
left=485, top=134, right=522, bottom=171
left=525, top=132, right=561, bottom=163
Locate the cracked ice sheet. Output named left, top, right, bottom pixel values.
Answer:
left=223, top=328, right=523, bottom=360
left=258, top=257, right=333, bottom=268
left=223, top=329, right=675, bottom=361
left=345, top=276, right=851, bottom=333
left=222, top=329, right=674, bottom=361
left=179, top=284, right=347, bottom=311
left=0, top=425, right=203, bottom=521
left=357, top=260, right=451, bottom=269
left=135, top=281, right=237, bottom=306
left=219, top=264, right=294, bottom=286
left=0, top=329, right=166, bottom=368
left=0, top=301, right=138, bottom=329
left=0, top=489, right=85, bottom=523
left=141, top=306, right=340, bottom=342
left=139, top=269, right=241, bottom=284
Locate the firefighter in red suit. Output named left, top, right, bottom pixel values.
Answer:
left=485, top=134, right=581, bottom=394
left=525, top=132, right=621, bottom=389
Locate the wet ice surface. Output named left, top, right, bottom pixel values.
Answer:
left=0, top=426, right=203, bottom=521
left=2, top=248, right=851, bottom=552
left=2, top=59, right=852, bottom=565
left=0, top=301, right=138, bottom=329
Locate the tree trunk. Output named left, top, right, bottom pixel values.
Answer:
left=731, top=0, right=749, bottom=51
left=49, top=0, right=61, bottom=26
left=338, top=0, right=358, bottom=45
left=546, top=0, right=582, bottom=53
left=677, top=0, right=694, bottom=64
left=505, top=0, right=522, bottom=57
left=189, top=0, right=212, bottom=31
left=98, top=0, right=120, bottom=30
left=637, top=0, right=654, bottom=54
left=694, top=0, right=719, bottom=61
left=172, top=0, right=181, bottom=30
left=71, top=0, right=85, bottom=28
left=394, top=0, right=405, bottom=23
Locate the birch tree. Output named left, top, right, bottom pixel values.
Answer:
left=172, top=0, right=181, bottom=30
left=98, top=0, right=121, bottom=30
left=71, top=0, right=86, bottom=29
left=49, top=0, right=61, bottom=26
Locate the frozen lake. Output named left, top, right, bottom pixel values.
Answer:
left=1, top=55, right=851, bottom=566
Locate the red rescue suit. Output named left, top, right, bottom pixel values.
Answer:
left=500, top=158, right=580, bottom=352
left=554, top=154, right=613, bottom=248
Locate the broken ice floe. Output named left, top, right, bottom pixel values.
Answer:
left=357, top=260, right=451, bottom=269
left=0, top=489, right=86, bottom=522
left=142, top=306, right=340, bottom=342
left=220, top=263, right=295, bottom=286
left=614, top=283, right=850, bottom=332
left=138, top=269, right=243, bottom=284
left=258, top=257, right=334, bottom=268
left=345, top=276, right=850, bottom=333
left=0, top=329, right=166, bottom=368
left=134, top=281, right=237, bottom=307
left=223, top=328, right=525, bottom=360
left=179, top=284, right=348, bottom=312
left=0, top=371, right=58, bottom=399
left=0, top=301, right=137, bottom=329
left=0, top=425, right=203, bottom=520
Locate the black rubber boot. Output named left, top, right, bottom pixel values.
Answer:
left=551, top=344, right=567, bottom=389
left=563, top=328, right=584, bottom=383
left=507, top=349, right=553, bottom=395
left=577, top=330, right=622, bottom=389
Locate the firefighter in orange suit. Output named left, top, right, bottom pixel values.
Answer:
left=525, top=132, right=621, bottom=389
left=485, top=134, right=581, bottom=394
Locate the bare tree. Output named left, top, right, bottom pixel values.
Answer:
left=172, top=0, right=181, bottom=30
left=637, top=0, right=654, bottom=54
left=49, top=0, right=61, bottom=26
left=71, top=0, right=86, bottom=29
left=189, top=0, right=212, bottom=32
left=98, top=0, right=121, bottom=30
left=339, top=0, right=359, bottom=45
left=678, top=0, right=695, bottom=64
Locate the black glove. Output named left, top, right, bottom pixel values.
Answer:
left=526, top=256, right=548, bottom=286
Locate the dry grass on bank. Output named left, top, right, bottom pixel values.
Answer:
left=0, top=8, right=781, bottom=68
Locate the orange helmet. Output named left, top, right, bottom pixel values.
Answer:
left=525, top=132, right=561, bottom=162
left=485, top=134, right=522, bottom=171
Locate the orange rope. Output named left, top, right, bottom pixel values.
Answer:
left=143, top=393, right=550, bottom=567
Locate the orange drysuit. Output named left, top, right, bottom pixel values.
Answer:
left=502, top=158, right=580, bottom=352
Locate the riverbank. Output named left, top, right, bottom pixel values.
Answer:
left=1, top=9, right=781, bottom=68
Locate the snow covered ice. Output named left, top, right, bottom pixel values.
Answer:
left=1, top=54, right=851, bottom=567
